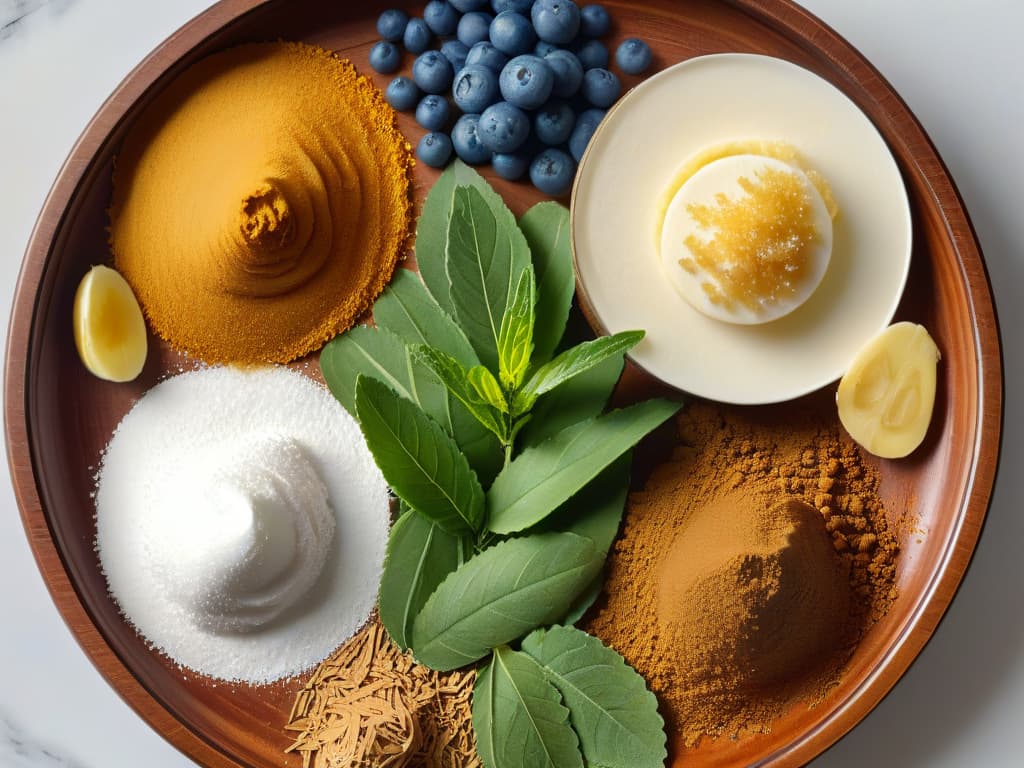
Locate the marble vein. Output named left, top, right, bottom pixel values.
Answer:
left=0, top=714, right=87, bottom=768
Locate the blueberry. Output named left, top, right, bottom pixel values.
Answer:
left=457, top=11, right=494, bottom=47
left=581, top=67, right=619, bottom=107
left=386, top=76, right=421, bottom=111
left=478, top=101, right=530, bottom=153
left=450, top=0, right=489, bottom=10
left=530, top=147, right=576, bottom=195
left=440, top=39, right=471, bottom=70
left=544, top=49, right=584, bottom=98
left=417, top=131, right=454, bottom=168
left=531, top=0, right=581, bottom=45
left=403, top=18, right=433, bottom=54
left=377, top=9, right=409, bottom=42
left=416, top=94, right=451, bottom=130
left=615, top=37, right=652, bottom=75
left=568, top=106, right=604, bottom=160
left=492, top=0, right=534, bottom=12
left=578, top=4, right=610, bottom=38
left=492, top=150, right=531, bottom=180
left=424, top=0, right=460, bottom=36
left=452, top=64, right=501, bottom=112
left=466, top=41, right=509, bottom=72
left=413, top=50, right=455, bottom=94
left=489, top=11, right=536, bottom=56
left=576, top=38, right=609, bottom=70
left=534, top=40, right=559, bottom=57
left=533, top=99, right=575, bottom=145
left=369, top=41, right=402, bottom=74
left=499, top=54, right=555, bottom=109
left=451, top=114, right=491, bottom=164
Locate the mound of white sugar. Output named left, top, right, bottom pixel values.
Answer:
left=95, top=366, right=390, bottom=684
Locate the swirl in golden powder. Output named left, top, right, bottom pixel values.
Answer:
left=109, top=42, right=413, bottom=364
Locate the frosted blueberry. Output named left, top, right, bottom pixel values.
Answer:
left=441, top=39, right=471, bottom=70
left=413, top=50, right=455, bottom=94
left=576, top=38, right=609, bottom=70
left=451, top=114, right=491, bottom=164
left=377, top=9, right=409, bottom=42
left=368, top=41, right=401, bottom=74
left=492, top=0, right=534, bottom=12
left=568, top=106, right=605, bottom=161
left=457, top=11, right=494, bottom=47
left=466, top=41, right=509, bottom=72
left=416, top=94, right=451, bottom=131
left=452, top=64, right=501, bottom=112
left=417, top=131, right=454, bottom=168
left=499, top=54, right=554, bottom=109
left=530, top=147, right=576, bottom=196
left=615, top=37, right=653, bottom=75
left=478, top=101, right=530, bottom=153
left=533, top=99, right=575, bottom=145
left=544, top=48, right=584, bottom=98
left=578, top=4, right=610, bottom=38
left=403, top=18, right=433, bottom=54
left=531, top=0, right=581, bottom=45
left=385, top=76, right=421, bottom=111
left=424, top=0, right=460, bottom=36
left=492, top=150, right=531, bottom=180
left=489, top=11, right=537, bottom=56
left=581, top=67, right=620, bottom=107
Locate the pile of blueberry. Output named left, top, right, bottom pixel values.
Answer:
left=369, top=0, right=653, bottom=196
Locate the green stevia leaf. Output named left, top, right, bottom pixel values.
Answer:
left=473, top=646, right=584, bottom=768
left=321, top=326, right=500, bottom=481
left=497, top=267, right=536, bottom=390
left=379, top=505, right=464, bottom=650
left=355, top=376, right=485, bottom=536
left=518, top=348, right=625, bottom=449
left=372, top=268, right=479, bottom=368
left=321, top=325, right=425, bottom=417
left=468, top=365, right=508, bottom=414
left=416, top=346, right=508, bottom=441
left=417, top=160, right=526, bottom=315
left=410, top=532, right=603, bottom=670
left=488, top=400, right=680, bottom=535
left=521, top=625, right=667, bottom=768
left=515, top=331, right=645, bottom=415
left=446, top=185, right=531, bottom=372
left=542, top=454, right=631, bottom=625
left=519, top=202, right=573, bottom=365
left=560, top=573, right=605, bottom=627
left=543, top=453, right=631, bottom=556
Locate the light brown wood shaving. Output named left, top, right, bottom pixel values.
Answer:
left=285, top=616, right=481, bottom=768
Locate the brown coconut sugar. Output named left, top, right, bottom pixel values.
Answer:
left=285, top=617, right=480, bottom=768
left=109, top=42, right=414, bottom=365
left=586, top=398, right=902, bottom=752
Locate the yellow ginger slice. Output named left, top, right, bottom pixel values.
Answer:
left=837, top=322, right=940, bottom=458
left=73, top=265, right=148, bottom=382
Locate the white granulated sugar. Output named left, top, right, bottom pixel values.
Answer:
left=95, top=365, right=390, bottom=684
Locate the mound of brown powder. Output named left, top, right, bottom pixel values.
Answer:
left=586, top=398, right=902, bottom=752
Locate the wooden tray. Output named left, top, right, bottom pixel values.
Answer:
left=3, top=1, right=1002, bottom=766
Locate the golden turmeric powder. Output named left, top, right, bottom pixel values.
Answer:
left=109, top=42, right=414, bottom=364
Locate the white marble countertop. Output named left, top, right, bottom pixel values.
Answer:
left=1, top=1, right=1021, bottom=766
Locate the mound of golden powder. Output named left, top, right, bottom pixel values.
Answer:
left=109, top=42, right=413, bottom=364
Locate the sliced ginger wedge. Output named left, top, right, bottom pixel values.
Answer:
left=73, top=265, right=148, bottom=382
left=837, top=322, right=940, bottom=459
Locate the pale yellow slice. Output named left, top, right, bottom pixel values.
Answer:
left=73, top=265, right=148, bottom=382
left=837, top=322, right=940, bottom=458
